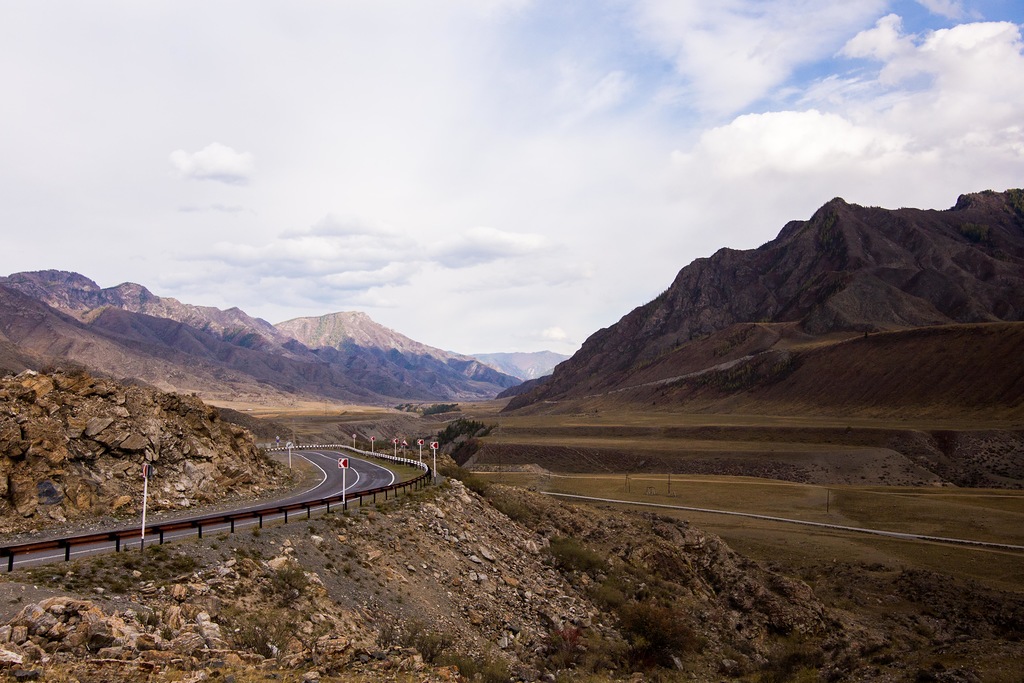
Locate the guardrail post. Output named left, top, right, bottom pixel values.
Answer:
left=159, top=529, right=165, bottom=545
left=6, top=554, right=12, bottom=573
left=197, top=523, right=203, bottom=539
left=64, top=542, right=71, bottom=562
left=258, top=513, right=263, bottom=528
left=284, top=509, right=289, bottom=524
left=230, top=519, right=235, bottom=533
left=115, top=537, right=121, bottom=552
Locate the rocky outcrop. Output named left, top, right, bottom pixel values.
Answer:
left=511, top=189, right=1024, bottom=405
left=0, top=368, right=285, bottom=532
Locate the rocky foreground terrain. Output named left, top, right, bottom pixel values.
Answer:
left=0, top=470, right=1020, bottom=682
left=0, top=369, right=287, bottom=534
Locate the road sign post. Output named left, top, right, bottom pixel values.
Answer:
left=286, top=441, right=294, bottom=469
left=393, top=438, right=399, bottom=458
left=430, top=442, right=439, bottom=482
left=140, top=463, right=156, bottom=551
left=370, top=436, right=375, bottom=453
left=339, top=457, right=349, bottom=509
left=352, top=433, right=357, bottom=450
left=417, top=438, right=424, bottom=463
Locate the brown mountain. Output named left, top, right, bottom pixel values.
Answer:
left=0, top=272, right=520, bottom=403
left=507, top=189, right=1024, bottom=415
left=276, top=312, right=520, bottom=399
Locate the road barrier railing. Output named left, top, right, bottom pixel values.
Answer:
left=0, top=445, right=431, bottom=572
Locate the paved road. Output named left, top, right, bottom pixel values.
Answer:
left=8, top=449, right=400, bottom=570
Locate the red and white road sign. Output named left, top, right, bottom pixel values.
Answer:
left=392, top=438, right=399, bottom=444
left=417, top=439, right=424, bottom=446
left=430, top=442, right=439, bottom=449
left=370, top=436, right=376, bottom=441
left=402, top=440, right=408, bottom=447
left=338, top=458, right=349, bottom=469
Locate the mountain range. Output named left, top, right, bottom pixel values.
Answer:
left=0, top=271, right=522, bottom=404
left=506, top=189, right=1024, bottom=418
left=470, top=351, right=568, bottom=381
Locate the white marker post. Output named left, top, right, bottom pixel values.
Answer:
left=339, top=457, right=349, bottom=509
left=286, top=441, right=294, bottom=469
left=393, top=438, right=399, bottom=458
left=140, top=463, right=155, bottom=551
left=417, top=439, right=424, bottom=463
left=370, top=436, right=376, bottom=453
left=430, top=442, right=439, bottom=482
left=352, top=433, right=357, bottom=450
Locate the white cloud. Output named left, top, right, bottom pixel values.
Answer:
left=682, top=110, right=910, bottom=177
left=841, top=14, right=913, bottom=63
left=169, top=143, right=254, bottom=185
left=629, top=0, right=888, bottom=114
left=542, top=327, right=568, bottom=342
left=431, top=227, right=549, bottom=268
left=915, top=0, right=966, bottom=20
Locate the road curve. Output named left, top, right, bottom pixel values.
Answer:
left=2, top=447, right=424, bottom=570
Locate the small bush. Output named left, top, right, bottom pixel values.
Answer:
left=443, top=653, right=510, bottom=683
left=548, top=626, right=583, bottom=669
left=490, top=495, right=539, bottom=526
left=401, top=619, right=454, bottom=664
left=618, top=601, right=701, bottom=668
left=440, top=464, right=491, bottom=495
left=758, top=636, right=824, bottom=683
left=224, top=607, right=291, bottom=660
left=546, top=536, right=607, bottom=575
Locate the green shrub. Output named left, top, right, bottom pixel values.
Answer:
left=224, top=607, right=291, bottom=660
left=545, top=536, right=607, bottom=575
left=401, top=619, right=454, bottom=664
left=439, top=464, right=491, bottom=495
left=618, top=601, right=701, bottom=668
left=758, top=636, right=824, bottom=683
left=437, top=418, right=492, bottom=445
left=443, top=653, right=510, bottom=683
left=422, top=403, right=461, bottom=416
left=958, top=222, right=991, bottom=244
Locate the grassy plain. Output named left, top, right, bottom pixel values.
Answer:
left=478, top=470, right=1024, bottom=591
left=452, top=403, right=1024, bottom=595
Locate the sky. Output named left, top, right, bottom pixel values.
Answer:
left=2, top=1, right=1022, bottom=355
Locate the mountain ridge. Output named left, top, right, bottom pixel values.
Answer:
left=507, top=189, right=1024, bottom=413
left=0, top=273, right=520, bottom=403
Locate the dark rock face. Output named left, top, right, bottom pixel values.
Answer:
left=0, top=369, right=285, bottom=532
left=513, top=190, right=1024, bottom=404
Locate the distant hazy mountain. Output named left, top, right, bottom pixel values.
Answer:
left=0, top=271, right=520, bottom=403
left=471, top=351, right=568, bottom=381
left=507, top=189, right=1024, bottom=415
left=277, top=312, right=521, bottom=399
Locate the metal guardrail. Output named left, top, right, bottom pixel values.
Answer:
left=0, top=445, right=432, bottom=572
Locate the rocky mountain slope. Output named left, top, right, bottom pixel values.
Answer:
left=0, top=271, right=520, bottom=403
left=0, top=369, right=287, bottom=533
left=509, top=189, right=1024, bottom=413
left=277, top=312, right=520, bottom=399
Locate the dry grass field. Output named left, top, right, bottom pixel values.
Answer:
left=443, top=403, right=1024, bottom=596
